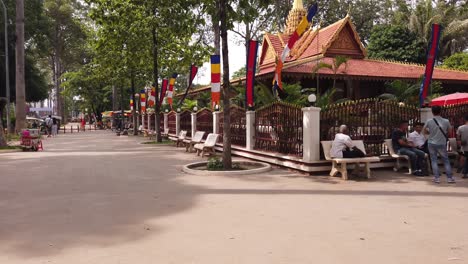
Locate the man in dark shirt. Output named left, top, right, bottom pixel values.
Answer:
left=392, top=120, right=426, bottom=176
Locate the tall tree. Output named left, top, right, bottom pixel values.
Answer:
left=220, top=0, right=232, bottom=169
left=408, top=0, right=468, bottom=58
left=15, top=0, right=26, bottom=131
left=367, top=25, right=425, bottom=63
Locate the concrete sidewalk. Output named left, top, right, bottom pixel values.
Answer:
left=1, top=131, right=467, bottom=264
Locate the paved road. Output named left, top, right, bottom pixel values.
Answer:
left=1, top=131, right=468, bottom=264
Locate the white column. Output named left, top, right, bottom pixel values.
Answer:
left=176, top=113, right=181, bottom=135
left=148, top=113, right=151, bottom=130
left=419, top=108, right=433, bottom=123
left=302, top=106, right=321, bottom=162
left=191, top=112, right=197, bottom=137
left=246, top=111, right=255, bottom=150
left=141, top=114, right=145, bottom=129
left=164, top=113, right=168, bottom=131
left=213, top=111, right=221, bottom=134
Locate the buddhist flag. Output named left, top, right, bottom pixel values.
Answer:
left=246, top=40, right=259, bottom=108
left=273, top=3, right=318, bottom=91
left=130, top=97, right=134, bottom=111
left=167, top=73, right=178, bottom=109
left=419, top=24, right=442, bottom=107
left=148, top=87, right=156, bottom=107
left=140, top=89, right=146, bottom=113
left=211, top=55, right=221, bottom=109
left=178, top=64, right=199, bottom=107
left=160, top=79, right=168, bottom=105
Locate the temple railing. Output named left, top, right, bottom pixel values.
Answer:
left=320, top=98, right=420, bottom=156
left=254, top=102, right=303, bottom=156
left=219, top=105, right=246, bottom=147
left=196, top=108, right=213, bottom=139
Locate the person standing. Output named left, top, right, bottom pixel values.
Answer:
left=45, top=115, right=53, bottom=137
left=423, top=106, right=455, bottom=184
left=456, top=114, right=468, bottom=178
left=392, top=120, right=426, bottom=176
left=52, top=117, right=58, bottom=136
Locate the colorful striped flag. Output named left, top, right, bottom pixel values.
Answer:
left=140, top=89, right=146, bottom=113
left=148, top=87, right=156, bottom=107
left=211, top=55, right=221, bottom=109
left=178, top=64, right=199, bottom=107
left=419, top=24, right=442, bottom=107
left=167, top=73, right=178, bottom=109
left=160, top=79, right=168, bottom=105
left=273, top=3, right=318, bottom=91
left=246, top=40, right=259, bottom=108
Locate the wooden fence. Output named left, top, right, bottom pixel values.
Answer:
left=219, top=105, right=246, bottom=146
left=180, top=110, right=192, bottom=137
left=196, top=108, right=213, bottom=139
left=168, top=111, right=176, bottom=135
left=441, top=102, right=468, bottom=132
left=254, top=102, right=303, bottom=156
left=320, top=99, right=420, bottom=156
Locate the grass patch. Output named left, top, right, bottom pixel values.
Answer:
left=207, top=157, right=245, bottom=171
left=6, top=134, right=20, bottom=141
left=0, top=145, right=22, bottom=150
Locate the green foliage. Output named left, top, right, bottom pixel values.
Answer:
left=408, top=0, right=468, bottom=58
left=315, top=88, right=337, bottom=108
left=282, top=83, right=308, bottom=107
left=442, top=52, right=468, bottom=71
left=367, top=25, right=425, bottom=63
left=232, top=67, right=246, bottom=79
left=207, top=157, right=224, bottom=171
left=378, top=79, right=444, bottom=106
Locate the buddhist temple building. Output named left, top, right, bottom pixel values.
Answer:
left=184, top=0, right=468, bottom=99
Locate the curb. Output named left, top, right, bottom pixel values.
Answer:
left=0, top=149, right=23, bottom=154
left=183, top=160, right=271, bottom=176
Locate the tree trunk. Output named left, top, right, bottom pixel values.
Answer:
left=152, top=26, right=162, bottom=142
left=15, top=0, right=26, bottom=132
left=131, top=73, right=137, bottom=135
left=0, top=102, right=7, bottom=147
left=112, top=85, right=118, bottom=111
left=220, top=0, right=232, bottom=169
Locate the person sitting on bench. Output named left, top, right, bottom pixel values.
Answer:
left=392, top=120, right=426, bottom=176
left=330, top=125, right=365, bottom=158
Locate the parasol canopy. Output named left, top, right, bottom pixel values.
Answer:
left=430, top=92, right=468, bottom=106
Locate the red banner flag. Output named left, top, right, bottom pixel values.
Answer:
left=246, top=40, right=259, bottom=108
left=160, top=79, right=168, bottom=105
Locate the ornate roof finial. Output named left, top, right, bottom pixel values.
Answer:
left=293, top=0, right=304, bottom=10
left=285, top=0, right=307, bottom=35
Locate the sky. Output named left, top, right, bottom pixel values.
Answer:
left=193, top=31, right=261, bottom=86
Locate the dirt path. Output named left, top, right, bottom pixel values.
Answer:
left=1, top=131, right=467, bottom=264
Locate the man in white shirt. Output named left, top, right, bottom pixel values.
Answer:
left=408, top=122, right=427, bottom=152
left=330, top=125, right=363, bottom=158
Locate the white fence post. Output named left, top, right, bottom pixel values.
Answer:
left=191, top=112, right=197, bottom=137
left=176, top=112, right=181, bottom=135
left=148, top=113, right=151, bottom=130
left=419, top=108, right=433, bottom=123
left=164, top=113, right=168, bottom=131
left=246, top=111, right=255, bottom=150
left=213, top=111, right=220, bottom=134
left=302, top=106, right=321, bottom=162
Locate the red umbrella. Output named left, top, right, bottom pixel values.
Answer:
left=430, top=92, right=468, bottom=106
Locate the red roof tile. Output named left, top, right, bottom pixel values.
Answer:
left=278, top=58, right=468, bottom=82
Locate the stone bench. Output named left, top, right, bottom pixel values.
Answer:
left=321, top=140, right=380, bottom=180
